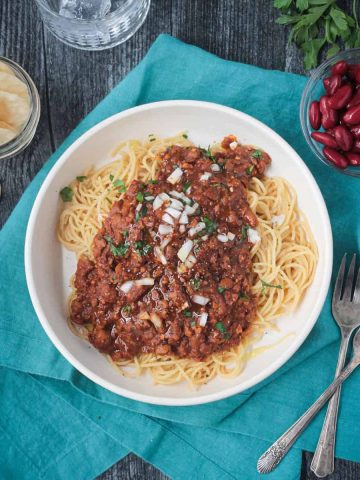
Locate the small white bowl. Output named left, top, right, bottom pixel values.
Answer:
left=25, top=100, right=333, bottom=406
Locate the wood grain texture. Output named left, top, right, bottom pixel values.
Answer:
left=0, top=0, right=357, bottom=479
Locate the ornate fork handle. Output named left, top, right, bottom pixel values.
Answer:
left=257, top=359, right=358, bottom=474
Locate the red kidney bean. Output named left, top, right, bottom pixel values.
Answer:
left=309, top=101, right=321, bottom=130
left=347, top=88, right=360, bottom=109
left=348, top=64, right=360, bottom=81
left=311, top=132, right=338, bottom=148
left=323, top=74, right=342, bottom=96
left=352, top=139, right=360, bottom=153
left=333, top=125, right=353, bottom=151
left=322, top=109, right=338, bottom=129
left=356, top=70, right=360, bottom=85
left=343, top=104, right=360, bottom=125
left=346, top=152, right=360, bottom=166
left=323, top=147, right=348, bottom=169
left=331, top=60, right=348, bottom=76
left=328, top=84, right=353, bottom=110
left=350, top=125, right=360, bottom=138
left=319, top=95, right=330, bottom=114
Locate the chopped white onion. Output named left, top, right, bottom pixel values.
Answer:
left=136, top=202, right=143, bottom=212
left=158, top=224, right=173, bottom=236
left=217, top=234, right=229, bottom=243
left=177, top=239, right=193, bottom=262
left=167, top=167, right=183, bottom=184
left=150, top=312, right=163, bottom=329
left=135, top=277, right=155, bottom=286
left=154, top=246, right=167, bottom=265
left=247, top=228, right=261, bottom=244
left=272, top=214, right=285, bottom=226
left=201, top=235, right=209, bottom=241
left=192, top=294, right=210, bottom=306
left=153, top=195, right=164, bottom=210
left=169, top=190, right=183, bottom=199
left=200, top=172, right=212, bottom=181
left=211, top=164, right=221, bottom=172
left=229, top=141, right=238, bottom=150
left=179, top=212, right=189, bottom=225
left=162, top=213, right=174, bottom=225
left=170, top=198, right=184, bottom=210
left=185, top=254, right=197, bottom=268
left=144, top=195, right=154, bottom=201
left=166, top=207, right=182, bottom=219
left=179, top=225, right=186, bottom=233
left=198, top=312, right=208, bottom=327
left=120, top=281, right=134, bottom=293
left=159, top=192, right=170, bottom=202
left=227, top=232, right=235, bottom=240
left=169, top=190, right=192, bottom=205
left=160, top=237, right=171, bottom=249
left=189, top=222, right=206, bottom=237
left=185, top=202, right=199, bottom=216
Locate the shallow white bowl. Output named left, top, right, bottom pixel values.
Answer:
left=25, top=100, right=333, bottom=406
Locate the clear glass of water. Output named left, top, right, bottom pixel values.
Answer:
left=34, top=0, right=151, bottom=50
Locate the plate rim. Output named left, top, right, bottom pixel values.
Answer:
left=24, top=100, right=333, bottom=406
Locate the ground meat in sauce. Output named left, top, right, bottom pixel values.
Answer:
left=70, top=136, right=271, bottom=361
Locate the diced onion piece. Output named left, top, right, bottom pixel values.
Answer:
left=135, top=277, right=155, bottom=286
left=154, top=246, right=167, bottom=265
left=120, top=281, right=134, bottom=293
left=192, top=294, right=210, bottom=306
left=201, top=235, right=209, bottom=241
left=227, top=232, right=235, bottom=240
left=179, top=211, right=189, bottom=225
left=200, top=172, right=212, bottom=181
left=169, top=190, right=183, bottom=199
left=162, top=213, right=174, bottom=225
left=166, top=207, right=182, bottom=219
left=136, top=202, right=143, bottom=212
left=185, top=254, right=197, bottom=268
left=160, top=237, right=171, bottom=249
left=139, top=311, right=150, bottom=320
left=179, top=225, right=186, bottom=234
left=229, top=141, right=238, bottom=150
left=177, top=239, right=193, bottom=262
left=185, top=202, right=199, bottom=215
left=217, top=234, right=229, bottom=243
left=247, top=228, right=261, bottom=244
left=169, top=190, right=192, bottom=205
left=150, top=312, right=163, bottom=329
left=159, top=192, right=170, bottom=202
left=170, top=198, right=184, bottom=210
left=198, top=312, right=208, bottom=327
left=145, top=195, right=154, bottom=201
left=158, top=224, right=173, bottom=236
left=211, top=164, right=221, bottom=172
left=272, top=214, right=285, bottom=226
left=167, top=167, right=183, bottom=184
left=189, top=222, right=206, bottom=237
left=153, top=195, right=164, bottom=210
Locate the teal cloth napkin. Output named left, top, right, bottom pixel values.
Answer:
left=1, top=34, right=360, bottom=480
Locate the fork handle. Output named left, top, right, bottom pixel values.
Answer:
left=310, top=332, right=351, bottom=477
left=257, top=359, right=358, bottom=474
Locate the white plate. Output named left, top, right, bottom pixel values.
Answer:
left=25, top=100, right=333, bottom=406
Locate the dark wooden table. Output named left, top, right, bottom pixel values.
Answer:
left=1, top=1, right=360, bottom=478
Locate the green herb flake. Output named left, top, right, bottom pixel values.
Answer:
left=104, top=235, right=130, bottom=257
left=182, top=133, right=188, bottom=139
left=183, top=181, right=191, bottom=192
left=109, top=174, right=114, bottom=181
left=134, top=240, right=152, bottom=256
left=246, top=165, right=254, bottom=175
left=76, top=175, right=87, bottom=182
left=201, top=146, right=216, bottom=163
left=241, top=225, right=249, bottom=241
left=238, top=292, right=249, bottom=301
left=136, top=191, right=144, bottom=202
left=251, top=150, right=262, bottom=159
left=135, top=205, right=148, bottom=222
left=215, top=322, right=227, bottom=334
left=202, top=216, right=218, bottom=235
left=190, top=278, right=201, bottom=290
left=147, top=179, right=158, bottom=184
left=190, top=320, right=196, bottom=327
left=260, top=279, right=283, bottom=295
left=123, top=304, right=132, bottom=313
left=123, top=230, right=129, bottom=238
left=113, top=179, right=126, bottom=193
left=217, top=286, right=226, bottom=294
left=60, top=186, right=73, bottom=202
left=183, top=310, right=192, bottom=317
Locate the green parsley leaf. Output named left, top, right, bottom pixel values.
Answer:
left=122, top=305, right=131, bottom=313
left=104, top=235, right=130, bottom=257
left=241, top=225, right=249, bottom=240
left=218, top=286, right=226, bottom=294
left=76, top=175, right=87, bottom=182
left=147, top=179, right=158, bottom=184
left=123, top=230, right=129, bottom=238
left=201, top=146, right=216, bottom=163
left=215, top=322, right=226, bottom=334
left=202, top=216, right=218, bottom=235
left=134, top=240, right=152, bottom=256
left=135, top=205, right=148, bottom=222
left=238, top=292, right=249, bottom=300
left=260, top=279, right=283, bottom=295
left=251, top=150, right=262, bottom=159
left=60, top=186, right=73, bottom=202
left=183, top=310, right=192, bottom=317
left=182, top=133, right=188, bottom=139
left=246, top=165, right=254, bottom=175
left=190, top=278, right=201, bottom=290
left=113, top=179, right=126, bottom=193
left=183, top=181, right=191, bottom=192
left=190, top=320, right=196, bottom=327
left=136, top=191, right=144, bottom=202
left=109, top=174, right=114, bottom=181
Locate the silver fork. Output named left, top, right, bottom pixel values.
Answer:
left=311, top=253, right=360, bottom=477
left=257, top=253, right=360, bottom=474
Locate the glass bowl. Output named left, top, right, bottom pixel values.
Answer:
left=300, top=48, right=360, bottom=177
left=0, top=57, right=41, bottom=161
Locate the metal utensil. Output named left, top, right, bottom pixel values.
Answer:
left=257, top=255, right=360, bottom=475
left=311, top=253, right=360, bottom=477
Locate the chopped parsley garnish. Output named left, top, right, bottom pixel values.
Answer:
left=238, top=292, right=249, bottom=300
left=260, top=279, right=282, bottom=295
left=123, top=304, right=131, bottom=313
left=246, top=165, right=254, bottom=175
left=201, top=146, right=217, bottom=163
left=190, top=320, right=196, bottom=327
left=217, top=286, right=226, bottom=294
left=183, top=181, right=191, bottom=192
left=202, top=216, right=218, bottom=235
left=76, top=175, right=87, bottom=182
left=109, top=174, right=114, bottom=181
left=251, top=149, right=262, bottom=159
left=113, top=179, right=126, bottom=193
left=136, top=191, right=144, bottom=202
left=147, top=179, right=158, bottom=184
left=241, top=225, right=249, bottom=240
left=215, top=322, right=231, bottom=339
left=193, top=243, right=201, bottom=256
left=190, top=278, right=201, bottom=290
left=134, top=240, right=152, bottom=256
left=210, top=182, right=228, bottom=189
left=60, top=186, right=73, bottom=202
left=135, top=205, right=148, bottom=222
left=183, top=310, right=192, bottom=317
left=123, top=230, right=128, bottom=238
left=104, top=235, right=129, bottom=257
left=182, top=133, right=188, bottom=139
